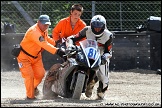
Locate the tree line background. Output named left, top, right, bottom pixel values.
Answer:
left=1, top=1, right=161, bottom=34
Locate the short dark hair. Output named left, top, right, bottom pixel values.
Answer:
left=71, top=4, right=83, bottom=13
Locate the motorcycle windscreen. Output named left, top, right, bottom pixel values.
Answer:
left=80, top=39, right=100, bottom=68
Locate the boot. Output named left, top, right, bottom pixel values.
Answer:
left=85, top=80, right=95, bottom=97
left=25, top=96, right=37, bottom=100
left=85, top=76, right=98, bottom=98
left=96, top=81, right=108, bottom=100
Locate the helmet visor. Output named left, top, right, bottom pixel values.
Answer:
left=94, top=28, right=102, bottom=32
left=91, top=21, right=104, bottom=28
left=91, top=21, right=105, bottom=36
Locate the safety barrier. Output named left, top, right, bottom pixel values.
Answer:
left=1, top=31, right=161, bottom=71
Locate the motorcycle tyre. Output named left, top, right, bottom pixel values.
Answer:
left=42, top=63, right=61, bottom=98
left=72, top=72, right=86, bottom=99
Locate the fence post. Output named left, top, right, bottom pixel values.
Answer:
left=92, top=1, right=95, bottom=17
left=11, top=1, right=35, bottom=26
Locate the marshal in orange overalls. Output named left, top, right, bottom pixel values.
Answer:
left=17, top=22, right=57, bottom=99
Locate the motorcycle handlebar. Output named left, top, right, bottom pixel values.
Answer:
left=64, top=46, right=80, bottom=58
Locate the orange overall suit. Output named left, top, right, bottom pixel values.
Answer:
left=52, top=16, right=86, bottom=45
left=17, top=23, right=57, bottom=98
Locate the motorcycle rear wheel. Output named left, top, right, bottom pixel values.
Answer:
left=42, top=63, right=61, bottom=98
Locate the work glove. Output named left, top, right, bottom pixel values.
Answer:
left=56, top=48, right=65, bottom=58
left=101, top=55, right=107, bottom=65
left=107, top=53, right=112, bottom=59
left=66, top=35, right=74, bottom=48
left=66, top=44, right=76, bottom=51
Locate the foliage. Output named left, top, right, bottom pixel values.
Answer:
left=1, top=1, right=161, bottom=33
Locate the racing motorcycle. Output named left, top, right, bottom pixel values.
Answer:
left=42, top=39, right=101, bottom=99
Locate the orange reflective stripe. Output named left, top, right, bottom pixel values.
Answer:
left=108, top=44, right=112, bottom=51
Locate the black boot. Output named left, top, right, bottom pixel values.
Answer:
left=97, top=81, right=108, bottom=99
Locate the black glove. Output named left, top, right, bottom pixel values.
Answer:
left=56, top=48, right=65, bottom=58
left=101, top=55, right=107, bottom=65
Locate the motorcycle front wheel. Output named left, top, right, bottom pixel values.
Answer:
left=72, top=72, right=86, bottom=99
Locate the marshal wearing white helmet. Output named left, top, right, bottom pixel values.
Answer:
left=66, top=15, right=113, bottom=99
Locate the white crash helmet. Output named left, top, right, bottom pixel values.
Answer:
left=90, top=15, right=106, bottom=37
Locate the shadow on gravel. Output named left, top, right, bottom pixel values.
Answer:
left=9, top=97, right=102, bottom=105
left=45, top=96, right=104, bottom=103
left=112, top=69, right=160, bottom=75
left=9, top=99, right=36, bottom=104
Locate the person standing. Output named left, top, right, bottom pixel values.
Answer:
left=52, top=4, right=86, bottom=46
left=17, top=15, right=65, bottom=100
